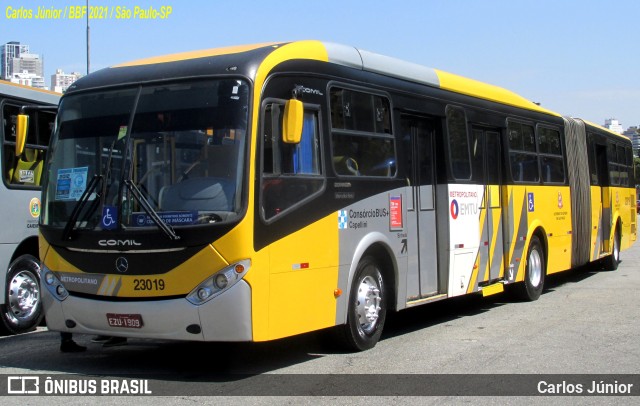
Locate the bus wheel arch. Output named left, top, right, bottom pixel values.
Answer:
left=363, top=243, right=397, bottom=312
left=339, top=241, right=397, bottom=351
left=604, top=220, right=621, bottom=271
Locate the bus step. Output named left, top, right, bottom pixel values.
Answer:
left=481, top=282, right=504, bottom=297
left=406, top=293, right=448, bottom=308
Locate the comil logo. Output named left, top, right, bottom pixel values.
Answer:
left=98, top=239, right=142, bottom=247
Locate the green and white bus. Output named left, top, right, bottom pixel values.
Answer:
left=0, top=80, right=58, bottom=334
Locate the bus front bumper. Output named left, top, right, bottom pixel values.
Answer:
left=42, top=280, right=253, bottom=342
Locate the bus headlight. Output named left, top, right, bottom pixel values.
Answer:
left=42, top=265, right=69, bottom=301
left=186, top=259, right=250, bottom=305
left=45, top=271, right=56, bottom=285
left=197, top=287, right=212, bottom=300
left=214, top=273, right=229, bottom=289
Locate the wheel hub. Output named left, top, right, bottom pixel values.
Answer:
left=528, top=249, right=542, bottom=288
left=6, top=271, right=40, bottom=323
left=355, top=275, right=381, bottom=335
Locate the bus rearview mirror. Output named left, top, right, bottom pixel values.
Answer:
left=16, top=114, right=29, bottom=156
left=282, top=99, right=303, bottom=144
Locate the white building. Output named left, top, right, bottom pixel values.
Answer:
left=51, top=69, right=83, bottom=93
left=10, top=70, right=47, bottom=89
left=1, top=41, right=46, bottom=89
left=604, top=119, right=624, bottom=134
left=1, top=41, right=29, bottom=80
left=12, top=52, right=44, bottom=77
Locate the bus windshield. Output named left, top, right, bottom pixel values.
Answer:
left=41, top=79, right=249, bottom=231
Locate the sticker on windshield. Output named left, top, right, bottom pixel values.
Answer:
left=101, top=205, right=118, bottom=230
left=55, top=167, right=89, bottom=201
left=131, top=211, right=198, bottom=227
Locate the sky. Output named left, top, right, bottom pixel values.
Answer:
left=2, top=0, right=639, bottom=128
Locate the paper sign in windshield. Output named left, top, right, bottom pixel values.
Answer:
left=131, top=211, right=198, bottom=227
left=55, top=167, right=89, bottom=201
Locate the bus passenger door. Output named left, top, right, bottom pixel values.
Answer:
left=596, top=144, right=611, bottom=254
left=473, top=128, right=504, bottom=283
left=402, top=115, right=439, bottom=298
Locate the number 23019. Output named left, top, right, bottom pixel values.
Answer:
left=133, top=278, right=165, bottom=291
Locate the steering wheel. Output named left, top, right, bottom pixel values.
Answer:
left=199, top=213, right=223, bottom=223
left=178, top=160, right=206, bottom=182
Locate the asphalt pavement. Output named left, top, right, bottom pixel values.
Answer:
left=1, top=232, right=639, bottom=404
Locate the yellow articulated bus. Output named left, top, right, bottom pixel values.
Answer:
left=31, top=41, right=636, bottom=351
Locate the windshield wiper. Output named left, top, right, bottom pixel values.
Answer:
left=125, top=180, right=180, bottom=241
left=62, top=174, right=104, bottom=241
left=102, top=139, right=118, bottom=198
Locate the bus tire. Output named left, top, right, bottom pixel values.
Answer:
left=514, top=235, right=545, bottom=302
left=339, top=256, right=387, bottom=351
left=0, top=255, right=44, bottom=335
left=604, top=227, right=620, bottom=271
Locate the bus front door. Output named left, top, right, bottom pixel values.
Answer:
left=595, top=144, right=612, bottom=254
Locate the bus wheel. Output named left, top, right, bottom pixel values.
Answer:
left=515, top=235, right=545, bottom=301
left=0, top=255, right=44, bottom=335
left=340, top=256, right=387, bottom=351
left=604, top=227, right=620, bottom=271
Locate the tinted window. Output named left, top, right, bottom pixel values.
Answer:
left=508, top=121, right=536, bottom=152
left=42, top=80, right=250, bottom=229
left=538, top=127, right=565, bottom=183
left=262, top=102, right=324, bottom=220
left=538, top=127, right=562, bottom=155
left=471, top=129, right=484, bottom=183
left=330, top=87, right=395, bottom=178
left=446, top=106, right=471, bottom=180
left=330, top=88, right=391, bottom=134
left=508, top=121, right=539, bottom=183
left=587, top=133, right=598, bottom=185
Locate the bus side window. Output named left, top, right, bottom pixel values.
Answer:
left=507, top=120, right=539, bottom=183
left=445, top=106, right=471, bottom=180
left=608, top=143, right=620, bottom=186
left=2, top=104, right=53, bottom=187
left=261, top=103, right=323, bottom=220
left=587, top=133, right=598, bottom=185
left=329, top=88, right=395, bottom=177
left=538, top=127, right=565, bottom=184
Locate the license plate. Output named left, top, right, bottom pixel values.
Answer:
left=106, top=313, right=144, bottom=329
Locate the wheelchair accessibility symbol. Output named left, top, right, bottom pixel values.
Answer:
left=102, top=205, right=118, bottom=230
left=527, top=192, right=535, bottom=212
